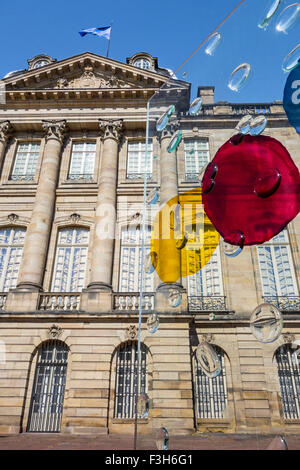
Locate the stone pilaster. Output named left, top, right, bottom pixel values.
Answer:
left=87, top=119, right=124, bottom=292
left=156, top=120, right=186, bottom=311
left=17, top=120, right=68, bottom=291
left=0, top=121, right=13, bottom=169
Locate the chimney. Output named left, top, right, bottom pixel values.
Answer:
left=197, top=86, right=215, bottom=105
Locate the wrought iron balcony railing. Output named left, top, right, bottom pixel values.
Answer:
left=231, top=103, right=271, bottom=115
left=263, top=296, right=300, bottom=312
left=188, top=295, right=227, bottom=312
left=67, top=174, right=94, bottom=181
left=126, top=172, right=152, bottom=180
left=10, top=174, right=35, bottom=181
left=113, top=292, right=155, bottom=312
left=39, top=293, right=81, bottom=311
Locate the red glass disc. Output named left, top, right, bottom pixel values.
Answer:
left=202, top=135, right=300, bottom=245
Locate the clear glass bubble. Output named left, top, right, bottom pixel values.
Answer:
left=155, top=427, right=169, bottom=450
left=146, top=187, right=160, bottom=205
left=198, top=163, right=209, bottom=184
left=144, top=251, right=158, bottom=274
left=250, top=303, right=283, bottom=343
left=282, top=44, right=300, bottom=72
left=266, top=435, right=288, bottom=450
left=156, top=104, right=175, bottom=132
left=258, top=0, right=282, bottom=29
left=175, top=232, right=188, bottom=250
left=209, top=312, right=216, bottom=321
left=189, top=97, right=203, bottom=116
left=276, top=3, right=300, bottom=33
left=153, top=154, right=158, bottom=160
left=196, top=341, right=222, bottom=378
left=137, top=393, right=150, bottom=418
left=147, top=313, right=159, bottom=334
left=235, top=114, right=253, bottom=134
left=228, top=63, right=251, bottom=92
left=167, top=130, right=182, bottom=153
left=205, top=32, right=222, bottom=56
left=168, top=288, right=182, bottom=308
left=249, top=115, right=268, bottom=136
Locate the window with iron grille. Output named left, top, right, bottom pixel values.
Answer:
left=119, top=226, right=154, bottom=292
left=127, top=141, right=153, bottom=179
left=184, top=139, right=210, bottom=180
left=275, top=344, right=300, bottom=419
left=68, top=142, right=96, bottom=180
left=11, top=142, right=40, bottom=180
left=114, top=342, right=147, bottom=419
left=27, top=340, right=68, bottom=432
left=51, top=228, right=89, bottom=292
left=0, top=227, right=26, bottom=291
left=257, top=230, right=298, bottom=297
left=193, top=346, right=228, bottom=419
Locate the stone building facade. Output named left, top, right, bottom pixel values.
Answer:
left=0, top=51, right=299, bottom=437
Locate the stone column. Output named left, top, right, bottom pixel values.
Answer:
left=87, top=119, right=123, bottom=291
left=0, top=121, right=13, bottom=169
left=155, top=120, right=187, bottom=313
left=17, top=120, right=68, bottom=291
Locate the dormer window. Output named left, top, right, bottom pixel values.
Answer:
left=133, top=58, right=151, bottom=70
left=33, top=60, right=50, bottom=69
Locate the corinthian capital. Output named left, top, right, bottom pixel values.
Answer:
left=0, top=121, right=13, bottom=143
left=99, top=119, right=124, bottom=142
left=42, top=119, right=69, bottom=143
left=159, top=118, right=180, bottom=142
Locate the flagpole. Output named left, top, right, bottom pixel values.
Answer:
left=106, top=22, right=113, bottom=58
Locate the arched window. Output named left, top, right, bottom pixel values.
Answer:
left=0, top=227, right=26, bottom=291
left=193, top=345, right=228, bottom=419
left=51, top=227, right=89, bottom=292
left=27, top=340, right=69, bottom=432
left=275, top=344, right=300, bottom=419
left=114, top=341, right=147, bottom=419
left=119, top=226, right=154, bottom=292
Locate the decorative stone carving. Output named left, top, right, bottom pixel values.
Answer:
left=126, top=325, right=138, bottom=341
left=61, top=66, right=131, bottom=90
left=7, top=213, right=19, bottom=224
left=69, top=213, right=81, bottom=224
left=283, top=332, right=296, bottom=344
left=159, top=119, right=180, bottom=141
left=0, top=121, right=13, bottom=143
left=201, top=333, right=215, bottom=344
left=48, top=324, right=63, bottom=339
left=99, top=119, right=124, bottom=142
left=42, top=120, right=68, bottom=143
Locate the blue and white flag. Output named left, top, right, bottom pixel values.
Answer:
left=79, top=26, right=111, bottom=39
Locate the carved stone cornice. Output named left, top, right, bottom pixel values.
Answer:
left=99, top=119, right=124, bottom=143
left=159, top=119, right=180, bottom=142
left=0, top=121, right=13, bottom=144
left=42, top=119, right=69, bottom=143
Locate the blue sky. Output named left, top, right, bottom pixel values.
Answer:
left=0, top=0, right=299, bottom=103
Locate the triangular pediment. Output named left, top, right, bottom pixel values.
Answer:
left=3, top=52, right=177, bottom=91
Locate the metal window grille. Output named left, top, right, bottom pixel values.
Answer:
left=127, top=141, right=153, bottom=179
left=119, top=226, right=154, bottom=292
left=27, top=340, right=69, bottom=432
left=193, top=346, right=227, bottom=419
left=11, top=142, right=40, bottom=180
left=0, top=227, right=26, bottom=291
left=257, top=230, right=298, bottom=297
left=184, top=139, right=210, bottom=180
left=68, top=142, right=96, bottom=179
left=51, top=227, right=89, bottom=292
left=275, top=344, right=300, bottom=419
left=114, top=342, right=147, bottom=419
